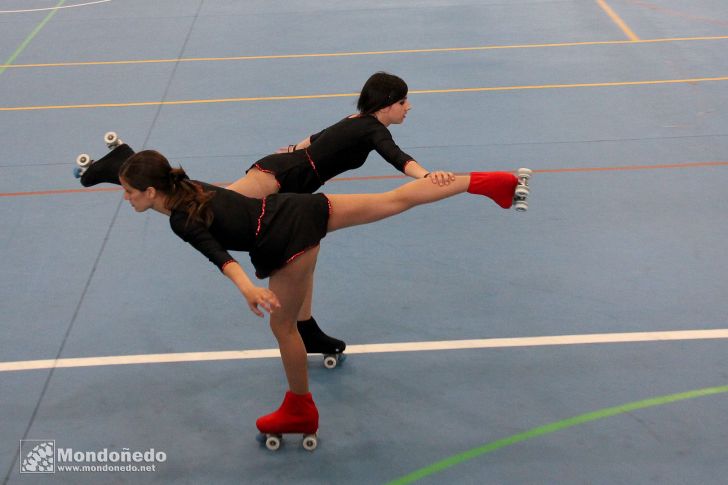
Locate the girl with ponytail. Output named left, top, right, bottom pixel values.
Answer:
left=117, top=148, right=531, bottom=446
left=119, top=150, right=215, bottom=227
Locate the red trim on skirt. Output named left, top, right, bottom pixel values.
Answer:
left=284, top=244, right=320, bottom=266
left=252, top=163, right=282, bottom=191
left=256, top=197, right=267, bottom=237
left=304, top=149, right=322, bottom=184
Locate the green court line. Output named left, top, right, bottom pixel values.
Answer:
left=0, top=0, right=67, bottom=75
left=387, top=385, right=728, bottom=484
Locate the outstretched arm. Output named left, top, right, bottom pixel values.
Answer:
left=223, top=261, right=281, bottom=317
left=371, top=124, right=455, bottom=185
left=171, top=215, right=277, bottom=317
left=403, top=160, right=455, bottom=186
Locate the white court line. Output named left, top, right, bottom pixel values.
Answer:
left=1, top=329, right=727, bottom=373
left=0, top=1, right=110, bottom=14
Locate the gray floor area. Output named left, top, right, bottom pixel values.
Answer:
left=1, top=1, right=727, bottom=483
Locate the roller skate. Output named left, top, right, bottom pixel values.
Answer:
left=298, top=317, right=346, bottom=369
left=73, top=132, right=135, bottom=186
left=256, top=391, right=319, bottom=451
left=467, top=168, right=532, bottom=211
left=513, top=168, right=532, bottom=212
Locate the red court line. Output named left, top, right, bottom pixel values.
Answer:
left=1, top=161, right=727, bottom=198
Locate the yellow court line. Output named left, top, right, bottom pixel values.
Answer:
left=1, top=329, right=727, bottom=373
left=596, top=0, right=641, bottom=41
left=2, top=75, right=728, bottom=112
left=2, top=35, right=728, bottom=69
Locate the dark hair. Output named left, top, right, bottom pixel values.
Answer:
left=357, top=72, right=408, bottom=116
left=119, top=150, right=215, bottom=226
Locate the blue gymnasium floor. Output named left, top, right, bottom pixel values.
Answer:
left=2, top=1, right=728, bottom=483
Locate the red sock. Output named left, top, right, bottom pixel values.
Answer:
left=467, top=172, right=518, bottom=208
left=256, top=391, right=319, bottom=434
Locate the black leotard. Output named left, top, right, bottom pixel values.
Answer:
left=169, top=182, right=330, bottom=279
left=251, top=115, right=414, bottom=193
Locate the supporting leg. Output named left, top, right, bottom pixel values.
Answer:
left=266, top=246, right=320, bottom=395
left=296, top=267, right=314, bottom=321
left=257, top=247, right=321, bottom=438
left=294, top=265, right=347, bottom=359
left=297, top=317, right=346, bottom=355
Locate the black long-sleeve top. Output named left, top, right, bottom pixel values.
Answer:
left=306, top=115, right=414, bottom=179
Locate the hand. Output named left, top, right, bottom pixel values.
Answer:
left=427, top=171, right=456, bottom=186
left=243, top=286, right=281, bottom=317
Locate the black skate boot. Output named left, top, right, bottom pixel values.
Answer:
left=73, top=132, right=135, bottom=187
left=297, top=317, right=346, bottom=369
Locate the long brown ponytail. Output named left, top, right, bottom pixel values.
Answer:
left=119, top=150, right=215, bottom=226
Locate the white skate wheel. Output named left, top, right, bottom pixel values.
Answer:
left=265, top=435, right=281, bottom=451
left=517, top=168, right=532, bottom=179
left=76, top=154, right=92, bottom=168
left=302, top=434, right=318, bottom=451
left=515, top=186, right=529, bottom=197
left=514, top=201, right=528, bottom=212
left=323, top=355, right=338, bottom=369
left=104, top=131, right=120, bottom=147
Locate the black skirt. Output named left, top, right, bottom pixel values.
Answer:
left=249, top=151, right=322, bottom=194
left=249, top=193, right=331, bottom=278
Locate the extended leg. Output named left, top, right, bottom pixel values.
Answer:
left=326, top=171, right=522, bottom=232
left=326, top=175, right=468, bottom=232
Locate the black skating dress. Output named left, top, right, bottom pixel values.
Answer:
left=170, top=182, right=330, bottom=279
left=250, top=115, right=414, bottom=193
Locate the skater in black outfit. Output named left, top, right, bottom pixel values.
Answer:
left=117, top=149, right=528, bottom=448
left=78, top=72, right=454, bottom=363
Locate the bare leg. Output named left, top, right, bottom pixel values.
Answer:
left=225, top=167, right=280, bottom=199
left=327, top=175, right=471, bottom=232
left=297, top=269, right=314, bottom=321
left=267, top=246, right=320, bottom=394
